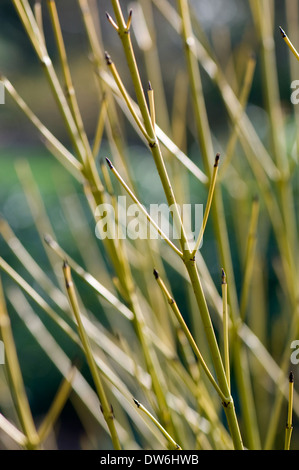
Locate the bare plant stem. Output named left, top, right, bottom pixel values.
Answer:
left=240, top=197, right=260, bottom=322
left=284, top=372, right=294, bottom=450
left=46, top=0, right=93, bottom=160
left=62, top=261, right=121, bottom=450
left=222, top=270, right=230, bottom=391
left=5, top=16, right=173, bottom=437
left=153, top=269, right=227, bottom=402
left=105, top=157, right=183, bottom=257
left=17, top=1, right=176, bottom=434
left=177, top=0, right=256, bottom=449
left=109, top=0, right=189, bottom=253
left=192, top=154, right=220, bottom=256
left=219, top=53, right=257, bottom=178
left=108, top=0, right=243, bottom=449
left=0, top=413, right=27, bottom=448
left=0, top=278, right=39, bottom=449
left=37, top=361, right=77, bottom=444
left=254, top=3, right=298, bottom=302
left=2, top=77, right=82, bottom=176
left=133, top=398, right=182, bottom=450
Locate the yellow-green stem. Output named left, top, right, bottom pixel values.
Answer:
left=62, top=261, right=121, bottom=450
left=0, top=278, right=39, bottom=449
left=284, top=372, right=294, bottom=450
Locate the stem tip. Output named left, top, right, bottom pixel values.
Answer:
left=104, top=51, right=112, bottom=66
left=279, top=26, right=286, bottom=38
left=63, top=259, right=69, bottom=269
left=133, top=398, right=140, bottom=408
left=105, top=157, right=113, bottom=169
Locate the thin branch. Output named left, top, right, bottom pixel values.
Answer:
left=153, top=269, right=228, bottom=403
left=221, top=269, right=230, bottom=391
left=62, top=261, right=121, bottom=450
left=285, top=372, right=294, bottom=450
left=192, top=154, right=220, bottom=257
left=0, top=278, right=39, bottom=448
left=105, top=158, right=184, bottom=258
left=280, top=26, right=299, bottom=61
left=133, top=398, right=182, bottom=450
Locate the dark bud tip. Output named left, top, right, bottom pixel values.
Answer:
left=153, top=268, right=159, bottom=279
left=214, top=153, right=220, bottom=167
left=221, top=268, right=226, bottom=284
left=279, top=26, right=286, bottom=38
left=133, top=398, right=140, bottom=408
left=289, top=371, right=294, bottom=383
left=148, top=81, right=153, bottom=91
left=105, top=157, right=113, bottom=169
left=63, top=259, right=69, bottom=269
left=104, top=51, right=112, bottom=66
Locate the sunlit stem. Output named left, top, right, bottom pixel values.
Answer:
left=192, top=154, right=220, bottom=257
left=62, top=261, right=121, bottom=450
left=153, top=268, right=228, bottom=403
left=222, top=269, right=230, bottom=392
left=280, top=26, right=299, bottom=62
left=105, top=158, right=183, bottom=258
left=133, top=398, right=182, bottom=450
left=284, top=371, right=294, bottom=450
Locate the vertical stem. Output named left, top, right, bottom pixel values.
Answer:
left=177, top=0, right=259, bottom=449
left=284, top=372, right=294, bottom=450
left=184, top=258, right=243, bottom=450
left=109, top=0, right=243, bottom=449
left=240, top=197, right=260, bottom=322
left=153, top=269, right=227, bottom=402
left=254, top=0, right=298, bottom=299
left=62, top=261, right=121, bottom=450
left=133, top=398, right=182, bottom=450
left=285, top=0, right=299, bottom=156
left=46, top=0, right=93, bottom=160
left=0, top=278, right=39, bottom=449
left=37, top=361, right=77, bottom=443
left=222, top=269, right=230, bottom=391
left=192, top=154, right=220, bottom=256
left=110, top=0, right=189, bottom=253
